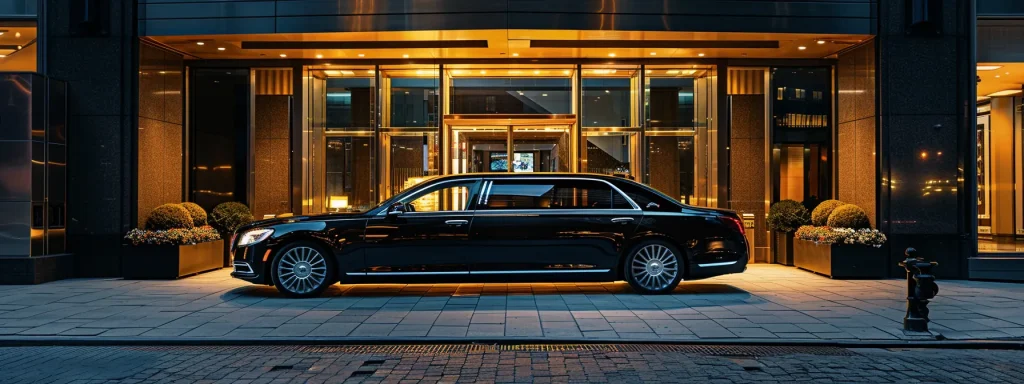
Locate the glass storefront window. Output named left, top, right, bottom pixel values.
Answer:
left=976, top=96, right=1024, bottom=253
left=0, top=23, right=36, bottom=72
left=770, top=67, right=832, bottom=203
left=582, top=131, right=639, bottom=180
left=512, top=126, right=570, bottom=172
left=450, top=73, right=571, bottom=114
left=380, top=66, right=440, bottom=199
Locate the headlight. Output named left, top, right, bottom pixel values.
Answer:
left=237, top=229, right=274, bottom=247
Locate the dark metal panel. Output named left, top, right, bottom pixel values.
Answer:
left=0, top=141, right=30, bottom=202
left=275, top=13, right=509, bottom=33
left=507, top=0, right=874, bottom=18
left=275, top=0, right=507, bottom=16
left=977, top=21, right=1024, bottom=62
left=143, top=1, right=275, bottom=19
left=0, top=202, right=30, bottom=256
left=978, top=0, right=1024, bottom=17
left=507, top=14, right=874, bottom=35
left=0, top=0, right=35, bottom=17
left=142, top=17, right=276, bottom=36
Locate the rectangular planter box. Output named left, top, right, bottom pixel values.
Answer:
left=122, top=239, right=224, bottom=279
left=773, top=231, right=794, bottom=266
left=793, top=240, right=887, bottom=279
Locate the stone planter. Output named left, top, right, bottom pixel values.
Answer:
left=122, top=239, right=224, bottom=279
left=793, top=240, right=887, bottom=279
left=773, top=231, right=794, bottom=266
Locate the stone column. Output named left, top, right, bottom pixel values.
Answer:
left=877, top=0, right=976, bottom=278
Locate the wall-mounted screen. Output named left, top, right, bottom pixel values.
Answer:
left=489, top=152, right=508, bottom=171
left=513, top=152, right=535, bottom=172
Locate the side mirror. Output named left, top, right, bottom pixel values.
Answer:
left=387, top=202, right=406, bottom=217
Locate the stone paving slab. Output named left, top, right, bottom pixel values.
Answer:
left=3, top=344, right=1024, bottom=383
left=1, top=265, right=1023, bottom=342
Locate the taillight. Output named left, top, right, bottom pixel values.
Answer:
left=719, top=216, right=745, bottom=236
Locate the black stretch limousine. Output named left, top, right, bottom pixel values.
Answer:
left=230, top=173, right=748, bottom=297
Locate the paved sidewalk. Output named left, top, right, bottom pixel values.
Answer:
left=3, top=344, right=1024, bottom=383
left=1, top=265, right=1023, bottom=342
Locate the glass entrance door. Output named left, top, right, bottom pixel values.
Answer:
left=450, top=124, right=572, bottom=174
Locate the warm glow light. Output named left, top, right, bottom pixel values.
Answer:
left=562, top=70, right=570, bottom=75
left=817, top=40, right=826, bottom=44
left=608, top=53, right=616, bottom=57
left=357, top=53, right=365, bottom=57
left=977, top=65, right=1002, bottom=71
left=480, top=70, right=487, bottom=74
left=367, top=70, right=375, bottom=74
left=798, top=46, right=807, bottom=50
left=645, top=70, right=652, bottom=74
left=279, top=53, right=287, bottom=57
left=512, top=53, right=519, bottom=57
left=542, top=93, right=548, bottom=97
left=995, top=75, right=1001, bottom=78
left=329, top=196, right=349, bottom=210
left=402, top=54, right=409, bottom=58
left=666, top=70, right=680, bottom=75
left=217, top=47, right=226, bottom=51
left=698, top=53, right=705, bottom=57
left=650, top=52, right=657, bottom=56
left=920, top=152, right=928, bottom=159
left=315, top=54, right=323, bottom=58
left=986, top=89, right=1023, bottom=97
left=196, top=42, right=204, bottom=46
left=534, top=70, right=540, bottom=74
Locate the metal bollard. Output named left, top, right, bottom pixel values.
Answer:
left=899, top=248, right=939, bottom=332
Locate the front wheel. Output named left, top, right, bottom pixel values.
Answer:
left=271, top=241, right=336, bottom=298
left=623, top=240, right=683, bottom=294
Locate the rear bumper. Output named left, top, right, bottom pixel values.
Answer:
left=689, top=256, right=748, bottom=279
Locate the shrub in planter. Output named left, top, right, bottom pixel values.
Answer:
left=181, top=202, right=208, bottom=227
left=124, top=226, right=221, bottom=246
left=145, top=204, right=193, bottom=230
left=827, top=204, right=871, bottom=229
left=210, top=202, right=254, bottom=236
left=767, top=200, right=810, bottom=233
left=810, top=199, right=845, bottom=226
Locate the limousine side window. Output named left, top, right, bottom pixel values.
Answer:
left=401, top=180, right=477, bottom=212
left=482, top=180, right=632, bottom=210
left=613, top=182, right=682, bottom=212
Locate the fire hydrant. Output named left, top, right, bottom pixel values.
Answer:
left=899, top=248, right=939, bottom=332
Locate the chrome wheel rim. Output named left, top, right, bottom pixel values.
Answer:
left=630, top=244, right=679, bottom=292
left=276, top=246, right=327, bottom=294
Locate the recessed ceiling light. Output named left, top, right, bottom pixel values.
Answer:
left=995, top=75, right=1001, bottom=78
left=977, top=65, right=1002, bottom=71
left=14, top=32, right=19, bottom=38
left=480, top=70, right=487, bottom=74
left=650, top=52, right=657, bottom=56
left=0, top=32, right=5, bottom=36
left=315, top=54, right=323, bottom=58
left=645, top=70, right=652, bottom=74
left=817, top=40, right=826, bottom=45
left=402, top=54, right=409, bottom=58
left=279, top=53, right=287, bottom=57
left=217, top=47, right=226, bottom=51
left=1005, top=72, right=1010, bottom=75
left=357, top=53, right=365, bottom=57
left=196, top=42, right=205, bottom=46
left=666, top=70, right=680, bottom=75
left=367, top=70, right=375, bottom=74
left=563, top=70, right=570, bottom=75
left=512, top=53, right=519, bottom=57
left=324, top=70, right=342, bottom=76
left=608, top=53, right=616, bottom=57
left=698, top=53, right=705, bottom=57
left=534, top=70, right=540, bottom=74
left=987, top=89, right=1023, bottom=97
left=798, top=46, right=807, bottom=50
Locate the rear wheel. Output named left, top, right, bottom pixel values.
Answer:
left=623, top=240, right=683, bottom=294
left=271, top=241, right=336, bottom=298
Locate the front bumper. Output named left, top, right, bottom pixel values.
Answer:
left=229, top=241, right=271, bottom=284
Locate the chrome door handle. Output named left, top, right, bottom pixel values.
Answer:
left=610, top=217, right=634, bottom=224
left=445, top=220, right=469, bottom=226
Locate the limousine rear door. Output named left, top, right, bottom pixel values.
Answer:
left=468, top=178, right=641, bottom=276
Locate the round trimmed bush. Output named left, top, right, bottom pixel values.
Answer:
left=811, top=199, right=845, bottom=226
left=145, top=204, right=194, bottom=230
left=767, top=199, right=810, bottom=233
left=826, top=204, right=871, bottom=229
left=210, top=202, right=254, bottom=235
left=180, top=202, right=208, bottom=227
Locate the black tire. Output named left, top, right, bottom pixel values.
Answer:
left=622, top=239, right=684, bottom=294
left=270, top=240, right=337, bottom=298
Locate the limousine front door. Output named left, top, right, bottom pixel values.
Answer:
left=362, top=179, right=479, bottom=274
left=468, top=179, right=640, bottom=276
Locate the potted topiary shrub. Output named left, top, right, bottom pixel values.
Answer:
left=210, top=202, right=255, bottom=267
left=122, top=203, right=224, bottom=279
left=767, top=200, right=810, bottom=266
left=793, top=203, right=887, bottom=279
left=810, top=199, right=844, bottom=226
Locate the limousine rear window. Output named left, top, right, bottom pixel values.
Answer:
left=481, top=180, right=632, bottom=210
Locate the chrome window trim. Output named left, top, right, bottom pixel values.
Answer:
left=347, top=271, right=469, bottom=276
left=479, top=177, right=641, bottom=211
left=470, top=269, right=609, bottom=275
left=696, top=261, right=739, bottom=268
left=473, top=209, right=641, bottom=216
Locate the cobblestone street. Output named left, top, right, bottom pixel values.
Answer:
left=2, top=344, right=1023, bottom=383
left=2, top=265, right=1024, bottom=342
